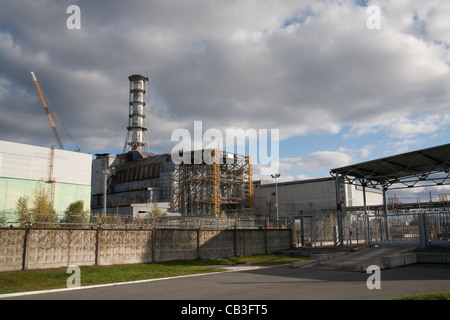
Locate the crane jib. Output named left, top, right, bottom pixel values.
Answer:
left=30, top=71, right=64, bottom=150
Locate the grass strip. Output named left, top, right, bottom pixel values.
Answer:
left=392, top=290, right=450, bottom=300
left=0, top=254, right=308, bottom=295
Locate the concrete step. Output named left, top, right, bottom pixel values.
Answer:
left=381, top=252, right=450, bottom=268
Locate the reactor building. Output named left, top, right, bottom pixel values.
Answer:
left=90, top=75, right=254, bottom=217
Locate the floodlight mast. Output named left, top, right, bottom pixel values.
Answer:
left=271, top=173, right=281, bottom=223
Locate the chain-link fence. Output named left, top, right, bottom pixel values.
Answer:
left=291, top=213, right=338, bottom=248
left=0, top=212, right=292, bottom=230
left=3, top=209, right=448, bottom=247
left=289, top=208, right=450, bottom=248
left=342, top=209, right=450, bottom=246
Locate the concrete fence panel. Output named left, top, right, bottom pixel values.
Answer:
left=154, top=229, right=199, bottom=262
left=0, top=227, right=292, bottom=271
left=199, top=230, right=235, bottom=259
left=236, top=230, right=266, bottom=256
left=98, top=229, right=152, bottom=266
left=25, top=229, right=71, bottom=270
left=0, top=229, right=25, bottom=272
left=267, top=229, right=292, bottom=252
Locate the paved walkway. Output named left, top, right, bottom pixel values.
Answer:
left=288, top=246, right=418, bottom=272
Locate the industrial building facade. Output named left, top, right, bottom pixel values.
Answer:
left=0, top=140, right=92, bottom=214
left=91, top=151, right=173, bottom=216
left=91, top=149, right=253, bottom=217
left=253, top=177, right=383, bottom=219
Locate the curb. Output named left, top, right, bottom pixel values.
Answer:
left=381, top=252, right=450, bottom=268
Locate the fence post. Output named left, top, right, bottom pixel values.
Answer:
left=419, top=212, right=429, bottom=249
left=362, top=182, right=370, bottom=246
left=94, top=226, right=101, bottom=265
left=197, top=228, right=201, bottom=259
left=383, top=188, right=391, bottom=241
left=22, top=224, right=31, bottom=270
left=349, top=227, right=352, bottom=249
left=300, top=213, right=305, bottom=247
left=233, top=222, right=237, bottom=256
left=264, top=228, right=268, bottom=254
left=152, top=228, right=157, bottom=262
left=335, top=174, right=344, bottom=247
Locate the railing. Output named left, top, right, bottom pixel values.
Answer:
left=289, top=209, right=450, bottom=248
left=3, top=209, right=448, bottom=247
left=0, top=212, right=291, bottom=230
left=341, top=209, right=450, bottom=247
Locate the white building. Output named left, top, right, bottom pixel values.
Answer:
left=0, top=140, right=92, bottom=214
left=253, top=177, right=383, bottom=219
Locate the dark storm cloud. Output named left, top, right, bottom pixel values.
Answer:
left=1, top=0, right=450, bottom=155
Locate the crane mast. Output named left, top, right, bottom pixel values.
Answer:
left=30, top=72, right=64, bottom=150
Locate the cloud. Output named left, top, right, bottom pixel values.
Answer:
left=281, top=150, right=353, bottom=173
left=1, top=0, right=450, bottom=156
left=345, top=114, right=450, bottom=145
left=390, top=115, right=450, bottom=138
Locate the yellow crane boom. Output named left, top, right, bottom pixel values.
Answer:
left=30, top=72, right=64, bottom=150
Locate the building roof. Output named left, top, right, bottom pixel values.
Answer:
left=117, top=152, right=171, bottom=170
left=255, top=177, right=334, bottom=188
left=330, top=143, right=450, bottom=190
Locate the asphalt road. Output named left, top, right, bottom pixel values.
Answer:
left=2, top=263, right=450, bottom=301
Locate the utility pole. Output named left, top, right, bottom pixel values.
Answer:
left=102, top=159, right=110, bottom=220
left=271, top=173, right=281, bottom=223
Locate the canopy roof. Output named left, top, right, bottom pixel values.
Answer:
left=330, top=143, right=450, bottom=190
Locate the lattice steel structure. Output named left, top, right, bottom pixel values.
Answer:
left=331, top=143, right=450, bottom=190
left=170, top=149, right=254, bottom=217
left=330, top=143, right=450, bottom=247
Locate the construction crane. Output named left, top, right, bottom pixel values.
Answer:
left=30, top=71, right=64, bottom=150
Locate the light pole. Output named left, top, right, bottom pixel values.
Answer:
left=271, top=173, right=280, bottom=223
left=102, top=167, right=110, bottom=222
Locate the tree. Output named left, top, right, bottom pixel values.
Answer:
left=15, top=195, right=30, bottom=227
left=60, top=200, right=88, bottom=227
left=151, top=203, right=163, bottom=217
left=31, top=181, right=56, bottom=227
left=220, top=210, right=227, bottom=221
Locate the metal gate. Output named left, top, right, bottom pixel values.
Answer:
left=292, top=209, right=450, bottom=248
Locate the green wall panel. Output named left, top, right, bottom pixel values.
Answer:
left=0, top=177, right=91, bottom=214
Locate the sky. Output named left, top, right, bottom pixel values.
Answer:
left=1, top=0, right=450, bottom=202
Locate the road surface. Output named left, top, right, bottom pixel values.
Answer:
left=2, top=263, right=449, bottom=300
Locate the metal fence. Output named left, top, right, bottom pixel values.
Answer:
left=343, top=209, right=450, bottom=247
left=291, top=213, right=338, bottom=248
left=289, top=208, right=450, bottom=248
left=0, top=212, right=291, bottom=230
left=3, top=209, right=449, bottom=248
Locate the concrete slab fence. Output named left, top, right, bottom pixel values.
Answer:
left=0, top=227, right=292, bottom=271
